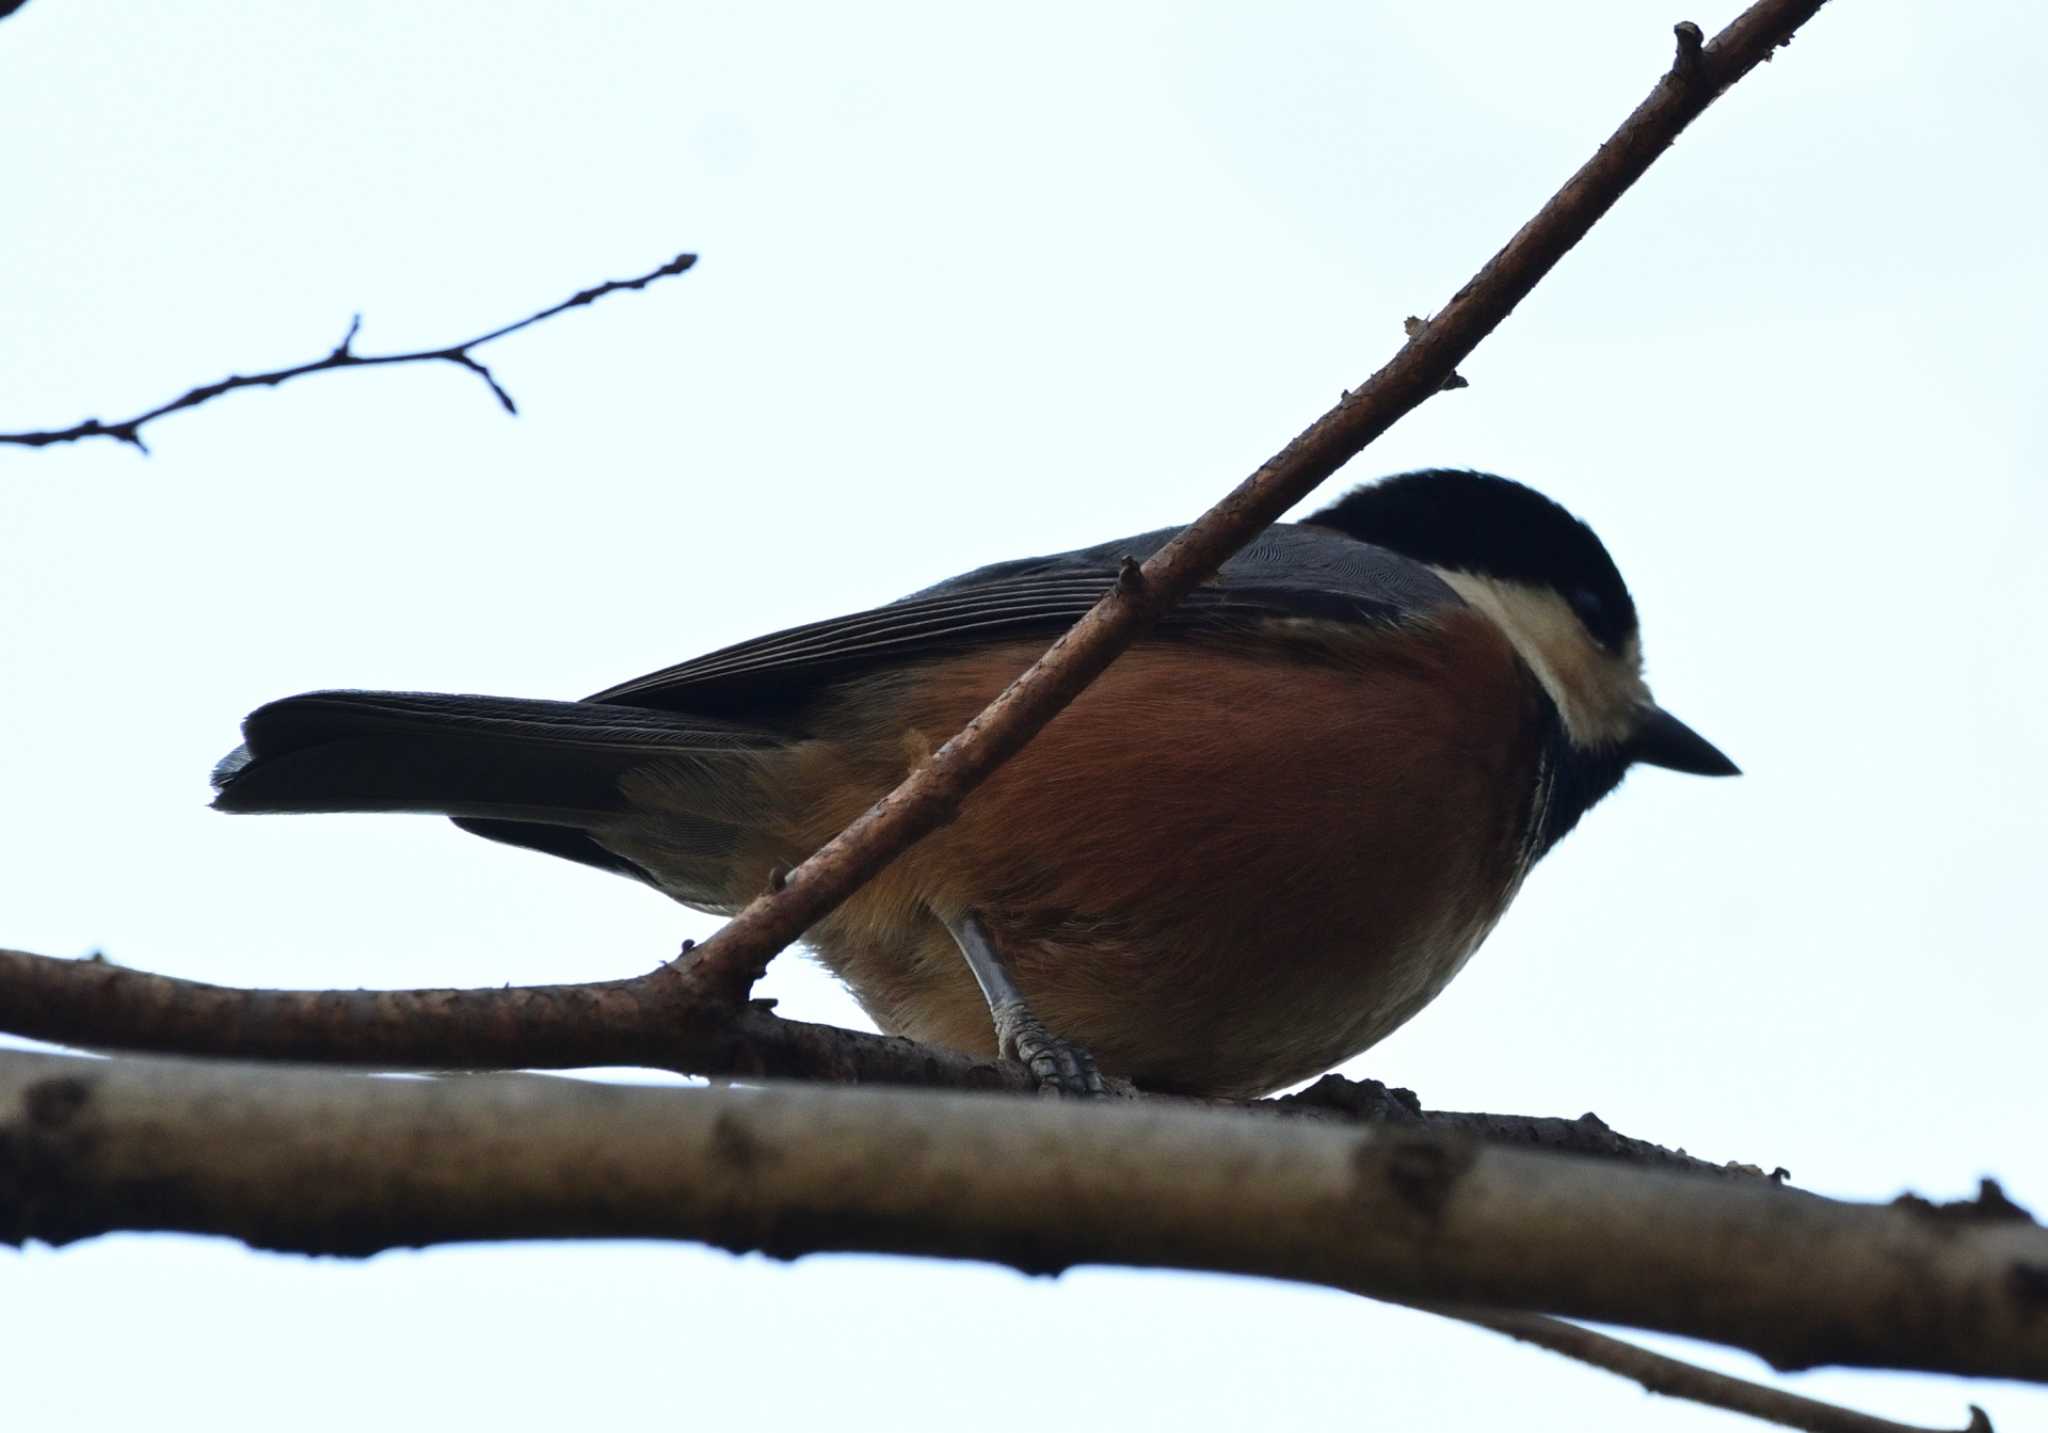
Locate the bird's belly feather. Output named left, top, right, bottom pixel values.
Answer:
left=618, top=614, right=1541, bottom=1099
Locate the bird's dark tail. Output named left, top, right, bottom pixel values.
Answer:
left=211, top=690, right=793, bottom=896
left=213, top=689, right=784, bottom=823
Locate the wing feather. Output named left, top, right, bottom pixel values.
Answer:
left=589, top=523, right=1456, bottom=716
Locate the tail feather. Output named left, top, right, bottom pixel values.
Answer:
left=449, top=815, right=660, bottom=887
left=210, top=690, right=783, bottom=825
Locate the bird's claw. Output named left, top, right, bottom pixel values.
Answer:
left=992, top=998, right=1106, bottom=1097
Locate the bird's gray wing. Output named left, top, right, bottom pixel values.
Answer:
left=588, top=522, right=1458, bottom=719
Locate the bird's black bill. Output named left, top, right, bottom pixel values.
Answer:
left=1633, top=706, right=1739, bottom=777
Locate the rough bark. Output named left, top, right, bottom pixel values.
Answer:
left=4, top=1048, right=2041, bottom=1383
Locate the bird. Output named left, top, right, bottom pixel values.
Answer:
left=212, top=469, right=1736, bottom=1099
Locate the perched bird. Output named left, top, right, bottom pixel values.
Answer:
left=213, top=470, right=1735, bottom=1099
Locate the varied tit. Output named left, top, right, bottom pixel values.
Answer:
left=213, top=469, right=1736, bottom=1099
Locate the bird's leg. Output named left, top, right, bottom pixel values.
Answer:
left=942, top=912, right=1106, bottom=1097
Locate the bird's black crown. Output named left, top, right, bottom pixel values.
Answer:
left=1304, top=470, right=1638, bottom=651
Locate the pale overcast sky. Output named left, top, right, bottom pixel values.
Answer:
left=3, top=2, right=2044, bottom=1429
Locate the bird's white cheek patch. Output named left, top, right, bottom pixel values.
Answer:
left=1429, top=570, right=1648, bottom=748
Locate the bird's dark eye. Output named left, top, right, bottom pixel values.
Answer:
left=1566, top=586, right=1607, bottom=634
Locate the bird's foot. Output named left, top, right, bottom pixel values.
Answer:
left=991, top=997, right=1106, bottom=1097
left=944, top=910, right=1106, bottom=1096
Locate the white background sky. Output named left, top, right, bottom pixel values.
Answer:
left=3, top=2, right=2043, bottom=1429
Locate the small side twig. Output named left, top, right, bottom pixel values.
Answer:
left=0, top=251, right=698, bottom=453
left=1448, top=1308, right=1993, bottom=1433
left=1672, top=21, right=1709, bottom=83
left=1403, top=315, right=1470, bottom=390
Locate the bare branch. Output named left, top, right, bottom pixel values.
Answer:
left=0, top=945, right=1025, bottom=1088
left=660, top=0, right=1835, bottom=1007
left=1449, top=1310, right=1995, bottom=1433
left=3, top=1047, right=2040, bottom=1385
left=0, top=251, right=698, bottom=452
left=0, top=947, right=1758, bottom=1181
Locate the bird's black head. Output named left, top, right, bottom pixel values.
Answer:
left=1306, top=468, right=1638, bottom=652
left=1305, top=469, right=1736, bottom=795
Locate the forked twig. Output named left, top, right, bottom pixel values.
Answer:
left=0, top=252, right=697, bottom=452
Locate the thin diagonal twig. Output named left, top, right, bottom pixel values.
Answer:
left=1442, top=1309, right=1994, bottom=1433
left=663, top=0, right=1834, bottom=1007
left=0, top=251, right=697, bottom=453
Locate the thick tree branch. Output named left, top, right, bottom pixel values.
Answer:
left=3, top=1048, right=2040, bottom=1385
left=0, top=251, right=698, bottom=452
left=1449, top=1310, right=1994, bottom=1433
left=660, top=0, right=1834, bottom=1006
left=0, top=947, right=1756, bottom=1180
